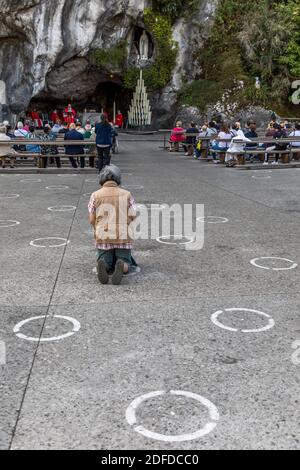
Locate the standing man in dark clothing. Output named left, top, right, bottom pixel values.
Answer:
left=95, top=114, right=113, bottom=172
left=64, top=123, right=85, bottom=169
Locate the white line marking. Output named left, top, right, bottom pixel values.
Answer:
left=46, top=186, right=69, bottom=190
left=48, top=206, right=77, bottom=212
left=126, top=390, right=219, bottom=442
left=20, top=179, right=42, bottom=183
left=211, top=308, right=275, bottom=333
left=250, top=257, right=298, bottom=271
left=156, top=235, right=195, bottom=245
left=0, top=340, right=6, bottom=365
left=0, top=220, right=20, bottom=228
left=30, top=237, right=70, bottom=248
left=13, top=315, right=81, bottom=342
left=252, top=175, right=271, bottom=179
left=0, top=194, right=20, bottom=199
left=197, top=216, right=229, bottom=224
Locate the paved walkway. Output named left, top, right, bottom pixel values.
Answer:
left=0, top=137, right=299, bottom=449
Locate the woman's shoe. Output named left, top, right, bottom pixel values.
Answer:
left=97, top=260, right=109, bottom=285
left=112, top=260, right=125, bottom=286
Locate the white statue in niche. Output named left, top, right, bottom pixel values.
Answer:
left=0, top=80, right=6, bottom=104
left=139, top=31, right=149, bottom=60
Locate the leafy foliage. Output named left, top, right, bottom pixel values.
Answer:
left=92, top=40, right=127, bottom=70
left=152, top=0, right=199, bottom=21
left=179, top=80, right=223, bottom=110
left=278, top=0, right=300, bottom=76
left=188, top=0, right=300, bottom=114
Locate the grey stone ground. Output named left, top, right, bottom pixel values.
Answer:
left=0, top=136, right=299, bottom=450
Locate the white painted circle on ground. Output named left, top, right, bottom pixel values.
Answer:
left=0, top=194, right=20, bottom=199
left=20, top=179, right=42, bottom=183
left=48, top=206, right=77, bottom=212
left=0, top=220, right=21, bottom=228
left=211, top=308, right=275, bottom=333
left=250, top=257, right=298, bottom=271
left=93, top=266, right=141, bottom=277
left=124, top=185, right=144, bottom=190
left=253, top=170, right=272, bottom=173
left=30, top=237, right=70, bottom=248
left=252, top=175, right=271, bottom=179
left=46, top=186, right=69, bottom=190
left=13, top=315, right=81, bottom=342
left=57, top=174, right=79, bottom=177
left=82, top=193, right=92, bottom=198
left=156, top=235, right=195, bottom=245
left=197, top=216, right=229, bottom=224
left=126, top=390, right=219, bottom=442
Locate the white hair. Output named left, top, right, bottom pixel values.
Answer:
left=0, top=125, right=7, bottom=134
left=17, top=121, right=24, bottom=129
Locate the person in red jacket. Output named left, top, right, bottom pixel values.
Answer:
left=169, top=121, right=186, bottom=152
left=30, top=109, right=43, bottom=129
left=115, top=111, right=124, bottom=129
left=50, top=109, right=60, bottom=124
left=63, top=104, right=76, bottom=126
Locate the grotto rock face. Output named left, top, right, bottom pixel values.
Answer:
left=0, top=0, right=218, bottom=125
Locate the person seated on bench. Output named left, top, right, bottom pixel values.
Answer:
left=263, top=123, right=287, bottom=165
left=211, top=123, right=233, bottom=162
left=195, top=125, right=211, bottom=160
left=64, top=123, right=85, bottom=169
left=289, top=123, right=300, bottom=153
left=0, top=124, right=16, bottom=169
left=26, top=125, right=41, bottom=167
left=41, top=126, right=61, bottom=168
left=245, top=120, right=259, bottom=161
left=225, top=130, right=252, bottom=167
left=183, top=122, right=198, bottom=156
left=88, top=164, right=138, bottom=286
left=169, top=121, right=186, bottom=152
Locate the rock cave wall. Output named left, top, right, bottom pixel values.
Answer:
left=0, top=0, right=219, bottom=126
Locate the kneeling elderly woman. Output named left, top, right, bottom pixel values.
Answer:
left=88, top=165, right=138, bottom=285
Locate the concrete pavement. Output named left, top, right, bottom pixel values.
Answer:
left=0, top=137, right=299, bottom=449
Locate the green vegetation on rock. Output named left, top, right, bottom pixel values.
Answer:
left=152, top=0, right=199, bottom=21
left=91, top=40, right=127, bottom=70
left=181, top=0, right=300, bottom=115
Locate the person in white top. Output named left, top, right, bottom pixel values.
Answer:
left=225, top=124, right=252, bottom=165
left=0, top=124, right=16, bottom=168
left=289, top=123, right=300, bottom=147
left=14, top=122, right=28, bottom=138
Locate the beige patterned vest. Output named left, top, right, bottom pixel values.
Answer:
left=93, top=181, right=134, bottom=245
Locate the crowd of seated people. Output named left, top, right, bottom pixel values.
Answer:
left=0, top=115, right=119, bottom=170
left=168, top=118, right=300, bottom=165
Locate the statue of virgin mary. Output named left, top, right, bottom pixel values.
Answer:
left=139, top=31, right=149, bottom=60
